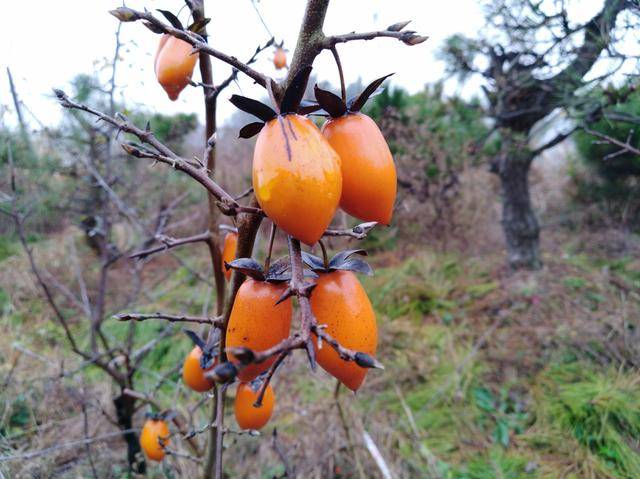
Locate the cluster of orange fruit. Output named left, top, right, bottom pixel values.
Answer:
left=145, top=30, right=397, bottom=463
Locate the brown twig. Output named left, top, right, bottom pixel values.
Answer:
left=584, top=126, right=640, bottom=157
left=0, top=429, right=140, bottom=463
left=253, top=351, right=289, bottom=407
left=323, top=221, right=378, bottom=239
left=130, top=231, right=212, bottom=259
left=323, top=30, right=428, bottom=48
left=263, top=222, right=278, bottom=272
left=330, top=46, right=346, bottom=102
left=115, top=312, right=222, bottom=327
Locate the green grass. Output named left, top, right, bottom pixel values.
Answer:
left=364, top=252, right=461, bottom=319
left=452, top=448, right=536, bottom=479
left=529, top=362, right=640, bottom=479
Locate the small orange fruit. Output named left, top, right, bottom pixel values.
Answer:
left=226, top=279, right=292, bottom=381
left=140, top=418, right=170, bottom=462
left=253, top=114, right=342, bottom=245
left=322, top=112, right=396, bottom=224
left=182, top=346, right=215, bottom=392
left=273, top=48, right=287, bottom=70
left=311, top=270, right=377, bottom=391
left=222, top=232, right=238, bottom=281
left=234, top=382, right=275, bottom=430
left=154, top=34, right=198, bottom=101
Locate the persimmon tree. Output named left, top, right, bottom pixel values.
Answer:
left=54, top=0, right=426, bottom=476
left=441, top=0, right=639, bottom=269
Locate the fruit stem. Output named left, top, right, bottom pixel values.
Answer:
left=264, top=222, right=277, bottom=273
left=330, top=46, right=346, bottom=103
left=318, top=239, right=329, bottom=269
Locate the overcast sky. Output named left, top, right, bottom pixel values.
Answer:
left=2, top=0, right=489, bottom=129
left=1, top=0, right=631, bottom=130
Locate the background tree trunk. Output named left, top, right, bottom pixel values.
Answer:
left=114, top=393, right=146, bottom=474
left=494, top=140, right=541, bottom=270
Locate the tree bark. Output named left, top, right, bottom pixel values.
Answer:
left=114, top=393, right=146, bottom=474
left=494, top=140, right=541, bottom=270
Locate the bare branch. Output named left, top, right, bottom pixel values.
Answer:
left=324, top=30, right=428, bottom=48
left=130, top=231, right=212, bottom=260
left=115, top=312, right=223, bottom=327
left=253, top=351, right=289, bottom=407
left=584, top=126, right=640, bottom=157
left=0, top=429, right=139, bottom=463
left=531, top=125, right=578, bottom=156
left=323, top=221, right=378, bottom=239
left=54, top=90, right=262, bottom=218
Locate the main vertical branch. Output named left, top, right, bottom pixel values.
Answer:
left=281, top=0, right=330, bottom=97
left=191, top=0, right=226, bottom=317
left=188, top=2, right=226, bottom=478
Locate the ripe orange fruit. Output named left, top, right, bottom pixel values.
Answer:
left=226, top=279, right=292, bottom=381
left=273, top=48, right=287, bottom=70
left=234, top=382, right=275, bottom=430
left=321, top=112, right=396, bottom=225
left=182, top=346, right=215, bottom=392
left=154, top=34, right=198, bottom=101
left=222, top=232, right=238, bottom=281
left=140, top=418, right=170, bottom=462
left=253, top=114, right=342, bottom=245
left=311, top=270, right=377, bottom=391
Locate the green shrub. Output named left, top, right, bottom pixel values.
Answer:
left=573, top=85, right=640, bottom=228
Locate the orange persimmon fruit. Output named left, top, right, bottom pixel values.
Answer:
left=226, top=279, right=292, bottom=381
left=321, top=112, right=396, bottom=225
left=222, top=232, right=238, bottom=281
left=311, top=270, right=377, bottom=391
left=182, top=346, right=215, bottom=392
left=273, top=47, right=287, bottom=70
left=253, top=114, right=342, bottom=246
left=234, top=382, right=275, bottom=430
left=140, top=418, right=170, bottom=462
left=154, top=34, right=198, bottom=101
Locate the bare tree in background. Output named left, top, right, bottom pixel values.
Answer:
left=441, top=0, right=639, bottom=269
